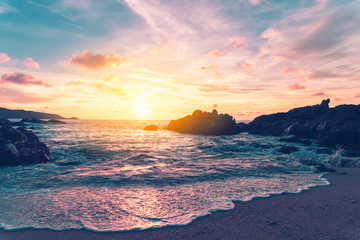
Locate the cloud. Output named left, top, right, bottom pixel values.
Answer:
left=355, top=93, right=360, bottom=98
left=0, top=87, right=51, bottom=104
left=311, top=91, right=326, bottom=96
left=198, top=84, right=263, bottom=94
left=308, top=70, right=343, bottom=79
left=66, top=80, right=84, bottom=86
left=282, top=66, right=298, bottom=74
left=66, top=50, right=127, bottom=70
left=1, top=72, right=51, bottom=87
left=237, top=63, right=256, bottom=74
left=23, top=58, right=40, bottom=69
left=209, top=38, right=246, bottom=58
left=294, top=10, right=359, bottom=55
left=0, top=53, right=40, bottom=69
left=200, top=64, right=218, bottom=70
left=0, top=53, right=10, bottom=64
left=95, top=83, right=125, bottom=97
left=213, top=104, right=218, bottom=108
left=288, top=83, right=306, bottom=90
left=249, top=0, right=261, bottom=5
left=208, top=49, right=225, bottom=58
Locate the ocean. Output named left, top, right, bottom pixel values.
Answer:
left=0, top=120, right=332, bottom=231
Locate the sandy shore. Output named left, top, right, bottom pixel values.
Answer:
left=1, top=167, right=359, bottom=240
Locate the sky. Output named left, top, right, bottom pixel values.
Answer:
left=1, top=0, right=360, bottom=120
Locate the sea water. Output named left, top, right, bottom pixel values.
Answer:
left=0, top=120, right=331, bottom=231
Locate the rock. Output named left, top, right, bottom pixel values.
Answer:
left=0, top=119, right=51, bottom=166
left=279, top=136, right=311, bottom=146
left=314, top=165, right=336, bottom=172
left=278, top=145, right=297, bottom=154
left=0, top=124, right=25, bottom=141
left=165, top=109, right=239, bottom=135
left=21, top=118, right=47, bottom=124
left=69, top=117, right=79, bottom=120
left=144, top=125, right=158, bottom=131
left=48, top=119, right=67, bottom=124
left=237, top=122, right=249, bottom=132
left=0, top=118, right=12, bottom=125
left=0, top=143, right=21, bottom=165
left=245, top=99, right=360, bottom=156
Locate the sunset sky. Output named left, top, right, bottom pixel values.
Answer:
left=1, top=0, right=360, bottom=120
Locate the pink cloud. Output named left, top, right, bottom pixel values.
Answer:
left=200, top=64, right=218, bottom=70
left=208, top=49, right=225, bottom=58
left=198, top=84, right=263, bottom=94
left=351, top=75, right=360, bottom=81
left=225, top=38, right=246, bottom=50
left=288, top=83, right=306, bottom=90
left=209, top=38, right=246, bottom=58
left=24, top=58, right=40, bottom=69
left=0, top=53, right=10, bottom=64
left=66, top=50, right=127, bottom=70
left=282, top=66, right=298, bottom=74
left=237, top=63, right=256, bottom=73
left=66, top=81, right=84, bottom=86
left=249, top=0, right=261, bottom=5
left=355, top=93, right=360, bottom=98
left=333, top=97, right=343, bottom=101
left=213, top=104, right=218, bottom=108
left=311, top=91, right=326, bottom=96
left=1, top=72, right=51, bottom=87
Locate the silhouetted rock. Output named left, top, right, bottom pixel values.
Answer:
left=237, top=122, right=249, bottom=132
left=21, top=118, right=47, bottom=124
left=165, top=109, right=239, bottom=135
left=0, top=119, right=51, bottom=166
left=0, top=107, right=65, bottom=119
left=69, top=117, right=79, bottom=120
left=144, top=125, right=158, bottom=131
left=48, top=119, right=67, bottom=124
left=279, top=136, right=311, bottom=146
left=244, top=99, right=360, bottom=156
left=278, top=145, right=297, bottom=154
left=314, top=165, right=336, bottom=172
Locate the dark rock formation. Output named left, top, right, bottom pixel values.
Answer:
left=165, top=109, right=239, bottom=135
left=69, top=117, right=79, bottom=120
left=240, top=99, right=360, bottom=155
left=48, top=119, right=67, bottom=124
left=144, top=125, right=158, bottom=131
left=279, top=136, right=311, bottom=146
left=21, top=118, right=47, bottom=124
left=0, top=120, right=50, bottom=166
left=278, top=145, right=297, bottom=154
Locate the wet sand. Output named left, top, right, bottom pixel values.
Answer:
left=1, top=167, right=359, bottom=240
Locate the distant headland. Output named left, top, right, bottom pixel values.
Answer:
left=0, top=107, right=77, bottom=120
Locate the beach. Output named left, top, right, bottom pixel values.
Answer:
left=1, top=167, right=359, bottom=240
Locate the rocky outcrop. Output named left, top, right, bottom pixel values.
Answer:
left=242, top=99, right=360, bottom=156
left=0, top=119, right=51, bottom=166
left=21, top=118, right=47, bottom=124
left=165, top=109, right=239, bottom=135
left=144, top=125, right=158, bottom=131
left=48, top=119, right=67, bottom=124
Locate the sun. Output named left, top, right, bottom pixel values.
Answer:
left=132, top=99, right=151, bottom=118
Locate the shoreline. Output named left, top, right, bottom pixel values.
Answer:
left=1, top=168, right=359, bottom=239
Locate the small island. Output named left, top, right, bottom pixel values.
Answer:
left=165, top=109, right=239, bottom=135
